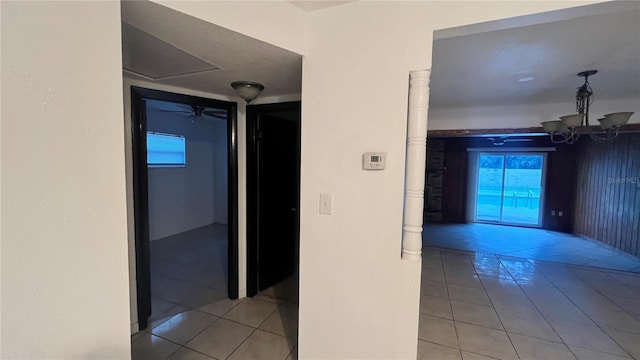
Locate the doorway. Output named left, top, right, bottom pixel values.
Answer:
left=472, top=152, right=546, bottom=227
left=131, top=87, right=238, bottom=330
left=246, top=101, right=301, bottom=299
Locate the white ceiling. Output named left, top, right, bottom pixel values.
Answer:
left=121, top=1, right=302, bottom=99
left=287, top=1, right=357, bottom=12
left=123, top=1, right=638, bottom=109
left=122, top=22, right=220, bottom=80
left=430, top=3, right=640, bottom=110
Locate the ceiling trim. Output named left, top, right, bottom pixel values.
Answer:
left=123, top=68, right=222, bottom=82
left=427, top=124, right=640, bottom=137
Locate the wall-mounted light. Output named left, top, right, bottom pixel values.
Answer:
left=230, top=81, right=265, bottom=104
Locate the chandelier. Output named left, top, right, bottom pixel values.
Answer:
left=540, top=70, right=634, bottom=144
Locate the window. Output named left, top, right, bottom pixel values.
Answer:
left=473, top=152, right=546, bottom=226
left=146, top=132, right=186, bottom=167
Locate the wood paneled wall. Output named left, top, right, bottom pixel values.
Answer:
left=543, top=145, right=578, bottom=233
left=574, top=134, right=640, bottom=256
left=442, top=150, right=467, bottom=222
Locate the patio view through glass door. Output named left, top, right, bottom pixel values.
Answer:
left=475, top=153, right=545, bottom=226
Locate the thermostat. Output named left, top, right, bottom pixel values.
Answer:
left=363, top=152, right=386, bottom=170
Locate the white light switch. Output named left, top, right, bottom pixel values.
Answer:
left=320, top=194, right=332, bottom=215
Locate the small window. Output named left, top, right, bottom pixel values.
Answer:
left=147, top=132, right=186, bottom=167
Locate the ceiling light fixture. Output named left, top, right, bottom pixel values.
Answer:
left=518, top=76, right=535, bottom=82
left=230, top=81, right=265, bottom=104
left=541, top=70, right=634, bottom=144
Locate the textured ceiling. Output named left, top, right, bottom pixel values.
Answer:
left=121, top=1, right=302, bottom=99
left=122, top=22, right=219, bottom=80
left=124, top=1, right=638, bottom=109
left=430, top=3, right=640, bottom=110
left=287, top=1, right=357, bottom=12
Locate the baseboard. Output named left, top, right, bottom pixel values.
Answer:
left=131, top=321, right=139, bottom=334
left=575, top=233, right=637, bottom=256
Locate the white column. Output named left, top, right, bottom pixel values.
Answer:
left=402, top=70, right=430, bottom=261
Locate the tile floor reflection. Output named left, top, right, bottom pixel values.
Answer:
left=132, top=295, right=298, bottom=360
left=149, top=224, right=229, bottom=320
left=134, top=223, right=639, bottom=359
left=418, top=246, right=640, bottom=360
left=424, top=223, right=640, bottom=272
left=132, top=224, right=299, bottom=360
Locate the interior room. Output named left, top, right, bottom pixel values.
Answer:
left=423, top=134, right=640, bottom=271
left=144, top=98, right=230, bottom=326
left=4, top=1, right=640, bottom=360
left=121, top=2, right=302, bottom=359
left=417, top=3, right=640, bottom=359
left=422, top=0, right=640, bottom=270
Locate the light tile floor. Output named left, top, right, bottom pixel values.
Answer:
left=136, top=223, right=640, bottom=359
left=149, top=224, right=230, bottom=323
left=132, top=224, right=299, bottom=360
left=132, top=296, right=298, bottom=360
left=418, top=246, right=640, bottom=360
left=424, top=223, right=640, bottom=272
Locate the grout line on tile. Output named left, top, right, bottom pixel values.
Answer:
left=424, top=224, right=640, bottom=359
left=441, top=250, right=466, bottom=354
left=161, top=345, right=182, bottom=360
left=517, top=260, right=634, bottom=359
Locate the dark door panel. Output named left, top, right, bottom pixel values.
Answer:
left=247, top=102, right=300, bottom=296
left=257, top=114, right=298, bottom=290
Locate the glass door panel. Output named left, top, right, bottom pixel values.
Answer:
left=476, top=154, right=505, bottom=222
left=474, top=153, right=545, bottom=227
left=501, top=154, right=544, bottom=225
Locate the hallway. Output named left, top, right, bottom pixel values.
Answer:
left=148, top=225, right=229, bottom=324
left=131, top=225, right=299, bottom=359
left=131, top=295, right=298, bottom=360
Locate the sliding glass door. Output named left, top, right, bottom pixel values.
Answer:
left=475, top=153, right=546, bottom=227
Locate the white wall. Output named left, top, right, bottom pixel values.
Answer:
left=299, top=1, right=601, bottom=359
left=0, top=3, right=4, bottom=356
left=147, top=109, right=227, bottom=241
left=0, top=2, right=130, bottom=358
left=0, top=0, right=608, bottom=358
left=428, top=97, right=640, bottom=130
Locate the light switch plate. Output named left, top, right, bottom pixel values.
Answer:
left=320, top=194, right=332, bottom=215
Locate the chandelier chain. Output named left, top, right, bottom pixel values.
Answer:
left=542, top=70, right=632, bottom=144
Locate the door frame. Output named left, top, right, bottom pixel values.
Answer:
left=246, top=101, right=301, bottom=297
left=471, top=151, right=548, bottom=228
left=131, top=86, right=239, bottom=330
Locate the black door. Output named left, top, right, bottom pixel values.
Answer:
left=247, top=102, right=300, bottom=295
left=131, top=87, right=239, bottom=330
left=131, top=97, right=152, bottom=330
